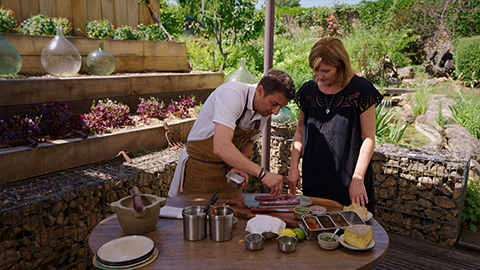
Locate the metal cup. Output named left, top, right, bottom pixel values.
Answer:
left=182, top=205, right=207, bottom=241
left=208, top=206, right=234, bottom=242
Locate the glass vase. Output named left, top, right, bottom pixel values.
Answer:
left=41, top=26, right=82, bottom=76
left=86, top=41, right=116, bottom=75
left=0, top=34, right=22, bottom=76
left=224, top=57, right=257, bottom=84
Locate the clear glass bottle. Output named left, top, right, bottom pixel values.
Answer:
left=224, top=57, right=257, bottom=84
left=41, top=26, right=82, bottom=76
left=0, top=34, right=22, bottom=76
left=86, top=41, right=116, bottom=75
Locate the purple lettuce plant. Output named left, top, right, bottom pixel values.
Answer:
left=0, top=115, right=42, bottom=147
left=136, top=97, right=168, bottom=123
left=26, top=101, right=84, bottom=139
left=82, top=99, right=135, bottom=134
left=166, top=96, right=195, bottom=119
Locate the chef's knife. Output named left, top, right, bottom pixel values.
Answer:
left=250, top=207, right=294, bottom=213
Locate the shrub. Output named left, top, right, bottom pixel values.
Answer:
left=84, top=19, right=115, bottom=39
left=114, top=25, right=139, bottom=40
left=136, top=24, right=168, bottom=41
left=343, top=25, right=419, bottom=82
left=454, top=35, right=480, bottom=87
left=0, top=7, right=17, bottom=33
left=462, top=180, right=480, bottom=231
left=82, top=99, right=135, bottom=134
left=450, top=96, right=480, bottom=140
left=17, top=14, right=71, bottom=36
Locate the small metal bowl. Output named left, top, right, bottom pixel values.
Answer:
left=318, top=232, right=340, bottom=250
left=277, top=235, right=298, bottom=253
left=244, top=233, right=265, bottom=251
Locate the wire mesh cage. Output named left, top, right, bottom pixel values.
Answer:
left=372, top=143, right=472, bottom=247
left=0, top=148, right=180, bottom=270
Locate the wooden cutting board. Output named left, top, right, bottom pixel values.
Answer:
left=225, top=196, right=343, bottom=228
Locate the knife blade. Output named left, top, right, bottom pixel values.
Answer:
left=250, top=207, right=294, bottom=213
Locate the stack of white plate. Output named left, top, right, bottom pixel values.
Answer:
left=94, top=235, right=158, bottom=269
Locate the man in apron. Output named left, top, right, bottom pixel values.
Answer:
left=169, top=69, right=296, bottom=197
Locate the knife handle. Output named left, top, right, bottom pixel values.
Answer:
left=250, top=207, right=278, bottom=213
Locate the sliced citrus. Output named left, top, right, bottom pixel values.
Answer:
left=280, top=229, right=296, bottom=237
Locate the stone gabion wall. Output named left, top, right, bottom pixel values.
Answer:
left=372, top=143, right=471, bottom=247
left=0, top=149, right=180, bottom=270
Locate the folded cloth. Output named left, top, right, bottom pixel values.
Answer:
left=168, top=148, right=189, bottom=197
left=159, top=206, right=183, bottom=219
left=245, top=215, right=286, bottom=235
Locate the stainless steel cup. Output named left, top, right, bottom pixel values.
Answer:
left=182, top=205, right=207, bottom=241
left=208, top=206, right=234, bottom=242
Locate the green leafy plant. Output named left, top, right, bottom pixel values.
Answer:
left=455, top=35, right=480, bottom=88
left=114, top=25, right=139, bottom=40
left=0, top=7, right=17, bottom=33
left=136, top=24, right=168, bottom=41
left=411, top=83, right=430, bottom=117
left=450, top=96, right=480, bottom=140
left=462, top=180, right=480, bottom=231
left=17, top=14, right=71, bottom=36
left=436, top=100, right=446, bottom=129
left=194, top=0, right=264, bottom=71
left=84, top=19, right=115, bottom=39
left=375, top=104, right=409, bottom=143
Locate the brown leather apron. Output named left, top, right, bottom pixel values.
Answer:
left=184, top=97, right=261, bottom=195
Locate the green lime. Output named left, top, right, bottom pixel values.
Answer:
left=293, top=228, right=306, bottom=240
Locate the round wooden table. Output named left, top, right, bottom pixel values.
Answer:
left=88, top=193, right=389, bottom=270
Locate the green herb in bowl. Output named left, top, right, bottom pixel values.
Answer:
left=321, top=236, right=336, bottom=242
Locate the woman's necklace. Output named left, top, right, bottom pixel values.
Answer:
left=324, top=92, right=336, bottom=114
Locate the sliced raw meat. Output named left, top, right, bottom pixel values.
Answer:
left=259, top=198, right=300, bottom=206
left=254, top=195, right=297, bottom=201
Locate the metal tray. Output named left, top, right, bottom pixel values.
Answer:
left=298, top=211, right=365, bottom=240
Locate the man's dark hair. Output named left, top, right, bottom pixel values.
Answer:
left=258, top=69, right=296, bottom=100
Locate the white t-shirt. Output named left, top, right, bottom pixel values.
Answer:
left=187, top=81, right=267, bottom=142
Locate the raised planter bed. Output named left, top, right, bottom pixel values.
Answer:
left=1, top=33, right=188, bottom=74
left=0, top=118, right=195, bottom=185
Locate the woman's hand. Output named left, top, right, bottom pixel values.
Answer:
left=287, top=168, right=302, bottom=195
left=349, top=174, right=368, bottom=207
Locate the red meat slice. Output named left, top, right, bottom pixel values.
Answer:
left=259, top=198, right=300, bottom=206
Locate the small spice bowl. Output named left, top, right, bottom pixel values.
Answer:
left=317, top=232, right=340, bottom=250
left=277, top=235, right=298, bottom=253
left=294, top=206, right=311, bottom=220
left=244, top=233, right=265, bottom=251
left=309, top=205, right=327, bottom=214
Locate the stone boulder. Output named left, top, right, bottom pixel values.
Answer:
left=397, top=66, right=415, bottom=80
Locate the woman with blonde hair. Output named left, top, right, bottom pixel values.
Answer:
left=287, top=37, right=383, bottom=213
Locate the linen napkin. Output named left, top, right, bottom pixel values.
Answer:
left=245, top=215, right=286, bottom=235
left=159, top=206, right=183, bottom=219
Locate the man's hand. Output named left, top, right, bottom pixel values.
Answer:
left=261, top=172, right=284, bottom=197
left=227, top=168, right=249, bottom=188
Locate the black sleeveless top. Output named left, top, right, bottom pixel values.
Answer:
left=295, top=75, right=383, bottom=212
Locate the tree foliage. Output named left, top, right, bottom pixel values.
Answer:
left=193, top=0, right=264, bottom=71
left=275, top=0, right=301, bottom=9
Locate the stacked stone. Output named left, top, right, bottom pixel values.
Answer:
left=0, top=149, right=180, bottom=270
left=372, top=143, right=471, bottom=246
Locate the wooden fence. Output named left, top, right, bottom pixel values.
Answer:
left=0, top=0, right=160, bottom=36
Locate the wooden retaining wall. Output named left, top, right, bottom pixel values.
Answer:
left=0, top=0, right=160, bottom=36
